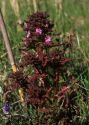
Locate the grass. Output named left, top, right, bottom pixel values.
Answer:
left=0, top=0, right=89, bottom=67
left=0, top=0, right=89, bottom=124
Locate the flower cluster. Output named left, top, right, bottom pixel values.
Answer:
left=23, top=12, right=53, bottom=47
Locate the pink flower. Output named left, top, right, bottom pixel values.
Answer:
left=36, top=28, right=42, bottom=35
left=44, top=36, right=51, bottom=45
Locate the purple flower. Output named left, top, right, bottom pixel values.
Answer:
left=36, top=28, right=42, bottom=35
left=2, top=102, right=10, bottom=115
left=44, top=36, right=51, bottom=45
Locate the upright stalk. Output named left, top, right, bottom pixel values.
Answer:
left=0, top=9, right=17, bottom=72
left=0, top=9, right=24, bottom=102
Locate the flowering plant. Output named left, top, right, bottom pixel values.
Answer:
left=3, top=12, right=87, bottom=125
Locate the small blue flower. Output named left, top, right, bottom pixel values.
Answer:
left=2, top=102, right=10, bottom=115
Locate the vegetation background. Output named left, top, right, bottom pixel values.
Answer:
left=0, top=0, right=89, bottom=124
